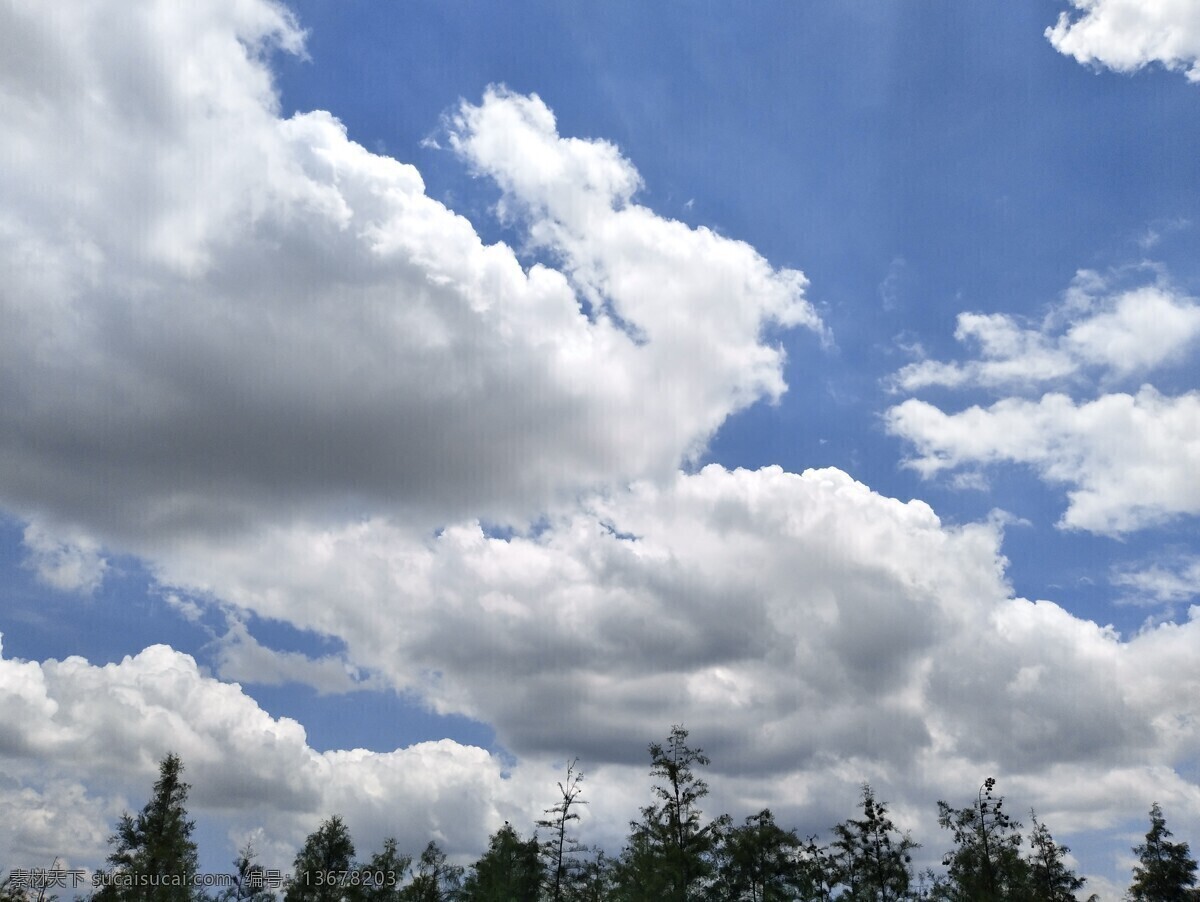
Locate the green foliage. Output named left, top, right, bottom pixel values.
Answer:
left=359, top=838, right=412, bottom=902
left=712, top=808, right=821, bottom=901
left=934, top=778, right=1028, bottom=901
left=217, top=843, right=277, bottom=902
left=614, top=725, right=723, bottom=902
left=1129, top=803, right=1199, bottom=901
left=537, top=760, right=588, bottom=902
left=460, top=822, right=542, bottom=901
left=830, top=785, right=917, bottom=901
left=1024, top=813, right=1090, bottom=902
left=401, top=842, right=462, bottom=902
left=93, top=752, right=202, bottom=901
left=285, top=815, right=356, bottom=902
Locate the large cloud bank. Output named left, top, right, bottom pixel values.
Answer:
left=0, top=0, right=1198, bottom=896
left=0, top=0, right=819, bottom=546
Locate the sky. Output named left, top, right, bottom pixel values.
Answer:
left=1, top=0, right=1199, bottom=898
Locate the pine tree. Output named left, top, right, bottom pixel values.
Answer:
left=713, top=808, right=815, bottom=901
left=537, top=759, right=588, bottom=902
left=359, top=838, right=411, bottom=902
left=285, top=815, right=357, bottom=902
left=460, top=822, right=542, bottom=901
left=218, top=842, right=277, bottom=902
left=830, top=785, right=918, bottom=901
left=614, top=725, right=724, bottom=902
left=935, top=778, right=1028, bottom=901
left=93, top=752, right=202, bottom=901
left=1129, top=803, right=1198, bottom=901
left=1024, top=813, right=1091, bottom=902
left=400, top=842, right=462, bottom=902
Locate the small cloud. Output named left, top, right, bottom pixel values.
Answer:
left=21, top=522, right=108, bottom=595
left=878, top=255, right=907, bottom=311
left=951, top=471, right=991, bottom=492
left=212, top=618, right=381, bottom=696
left=1135, top=216, right=1190, bottom=250
left=683, top=198, right=694, bottom=210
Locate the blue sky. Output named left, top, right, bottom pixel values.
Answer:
left=2, top=1, right=1199, bottom=897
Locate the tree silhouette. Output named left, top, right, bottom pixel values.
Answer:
left=460, top=822, right=542, bottom=901
left=830, top=785, right=917, bottom=901
left=537, top=759, right=588, bottom=902
left=401, top=842, right=462, bottom=902
left=713, top=808, right=815, bottom=901
left=1129, top=803, right=1198, bottom=901
left=615, top=725, right=725, bottom=901
left=93, top=752, right=202, bottom=901
left=285, top=815, right=356, bottom=902
left=935, top=778, right=1028, bottom=901
left=1024, top=813, right=1092, bottom=902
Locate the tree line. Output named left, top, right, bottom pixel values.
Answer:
left=2, top=726, right=1197, bottom=901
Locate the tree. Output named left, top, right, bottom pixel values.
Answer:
left=285, top=815, right=357, bottom=902
left=537, top=760, right=588, bottom=902
left=218, top=842, right=277, bottom=902
left=935, top=778, right=1028, bottom=901
left=1024, top=813, right=1091, bottom=902
left=713, top=808, right=818, bottom=901
left=93, top=752, right=202, bottom=901
left=359, top=838, right=411, bottom=902
left=460, top=822, right=542, bottom=901
left=1128, top=803, right=1198, bottom=901
left=615, top=725, right=724, bottom=902
left=400, top=842, right=462, bottom=902
left=830, top=785, right=918, bottom=901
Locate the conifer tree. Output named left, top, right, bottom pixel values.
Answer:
left=285, top=815, right=356, bottom=902
left=460, top=822, right=542, bottom=901
left=713, top=808, right=815, bottom=901
left=400, top=842, right=462, bottom=902
left=830, top=785, right=918, bottom=901
left=614, top=725, right=724, bottom=902
left=537, top=759, right=588, bottom=902
left=93, top=752, right=202, bottom=901
left=1129, top=803, right=1198, bottom=901
left=359, top=838, right=411, bottom=902
left=219, top=842, right=277, bottom=902
left=1024, top=813, right=1091, bottom=902
left=935, top=778, right=1028, bottom=901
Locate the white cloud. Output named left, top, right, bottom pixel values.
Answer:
left=20, top=522, right=108, bottom=595
left=2, top=468, right=1198, bottom=890
left=892, top=270, right=1200, bottom=392
left=211, top=618, right=381, bottom=695
left=1112, top=556, right=1200, bottom=606
left=0, top=640, right=539, bottom=872
left=886, top=387, right=1200, bottom=534
left=0, top=0, right=820, bottom=548
left=1047, top=0, right=1200, bottom=82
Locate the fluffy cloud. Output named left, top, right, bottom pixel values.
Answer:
left=20, top=521, right=108, bottom=595
left=1047, top=0, right=1200, bottom=82
left=3, top=468, right=1199, bottom=892
left=892, top=270, right=1200, bottom=392
left=0, top=0, right=820, bottom=548
left=0, top=639, right=536, bottom=871
left=886, top=388, right=1200, bottom=534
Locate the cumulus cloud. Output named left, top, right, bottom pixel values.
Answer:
left=0, top=639, right=538, bottom=871
left=892, top=270, right=1200, bottom=392
left=0, top=0, right=820, bottom=548
left=2, top=469, right=1199, bottom=889
left=1047, top=0, right=1200, bottom=82
left=886, top=388, right=1200, bottom=534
